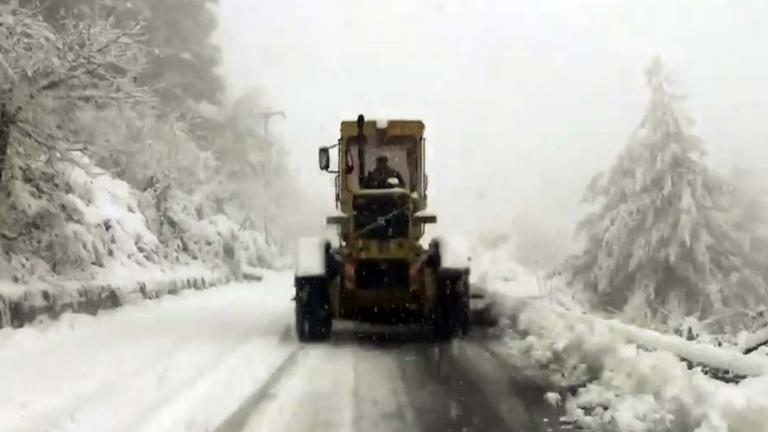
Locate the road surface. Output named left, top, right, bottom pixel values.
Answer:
left=0, top=272, right=568, bottom=432
left=218, top=324, right=566, bottom=432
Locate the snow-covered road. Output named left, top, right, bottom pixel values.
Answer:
left=4, top=263, right=767, bottom=432
left=0, top=272, right=297, bottom=432
left=0, top=271, right=566, bottom=432
left=222, top=326, right=565, bottom=432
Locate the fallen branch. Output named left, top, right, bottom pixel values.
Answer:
left=510, top=296, right=768, bottom=379
left=744, top=326, right=768, bottom=355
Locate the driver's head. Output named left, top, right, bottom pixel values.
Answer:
left=375, top=155, right=389, bottom=168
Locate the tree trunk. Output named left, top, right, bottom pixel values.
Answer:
left=0, top=104, right=10, bottom=182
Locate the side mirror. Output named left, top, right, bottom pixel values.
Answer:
left=319, top=147, right=330, bottom=171
left=415, top=212, right=437, bottom=224
left=326, top=214, right=349, bottom=225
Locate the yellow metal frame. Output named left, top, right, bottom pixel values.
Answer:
left=329, top=118, right=437, bottom=319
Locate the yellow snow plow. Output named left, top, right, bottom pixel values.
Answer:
left=294, top=115, right=471, bottom=341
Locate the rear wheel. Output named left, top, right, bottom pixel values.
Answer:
left=459, top=286, right=470, bottom=335
left=432, top=272, right=470, bottom=341
left=295, top=277, right=332, bottom=342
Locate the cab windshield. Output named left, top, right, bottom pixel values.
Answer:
left=346, top=138, right=419, bottom=192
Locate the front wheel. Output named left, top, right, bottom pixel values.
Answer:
left=295, top=304, right=331, bottom=342
left=295, top=277, right=332, bottom=342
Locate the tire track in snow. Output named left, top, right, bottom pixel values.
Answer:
left=50, top=326, right=281, bottom=432
left=213, top=345, right=303, bottom=432
left=222, top=325, right=423, bottom=432
left=396, top=341, right=513, bottom=431
left=209, top=324, right=569, bottom=432
left=131, top=327, right=300, bottom=432
left=394, top=334, right=567, bottom=431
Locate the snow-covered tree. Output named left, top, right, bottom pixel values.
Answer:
left=0, top=4, right=148, bottom=181
left=0, top=4, right=152, bottom=273
left=25, top=0, right=224, bottom=109
left=0, top=3, right=287, bottom=281
left=729, top=167, right=768, bottom=256
left=200, top=89, right=296, bottom=240
left=564, top=58, right=765, bottom=320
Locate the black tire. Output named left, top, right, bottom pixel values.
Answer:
left=459, top=291, right=470, bottom=335
left=432, top=303, right=455, bottom=341
left=296, top=304, right=330, bottom=342
left=295, top=277, right=332, bottom=342
left=432, top=272, right=469, bottom=341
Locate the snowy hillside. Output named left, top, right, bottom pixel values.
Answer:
left=0, top=155, right=283, bottom=327
left=0, top=2, right=291, bottom=327
left=1, top=158, right=280, bottom=281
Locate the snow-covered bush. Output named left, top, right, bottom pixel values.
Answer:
left=1, top=156, right=161, bottom=278
left=563, top=58, right=765, bottom=320
left=146, top=185, right=281, bottom=271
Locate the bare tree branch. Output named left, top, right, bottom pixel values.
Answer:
left=0, top=52, right=17, bottom=85
left=92, top=21, right=143, bottom=55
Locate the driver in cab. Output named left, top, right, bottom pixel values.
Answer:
left=365, top=155, right=404, bottom=189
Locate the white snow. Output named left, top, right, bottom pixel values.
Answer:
left=544, top=392, right=562, bottom=407
left=240, top=328, right=419, bottom=432
left=745, top=325, right=768, bottom=352
left=500, top=299, right=768, bottom=431
left=0, top=259, right=223, bottom=304
left=437, top=236, right=471, bottom=269
left=0, top=271, right=296, bottom=432
left=241, top=346, right=357, bottom=432
left=508, top=299, right=768, bottom=378
left=484, top=257, right=768, bottom=432
left=0, top=153, right=283, bottom=307
left=471, top=243, right=542, bottom=298
left=64, top=161, right=161, bottom=265
left=295, top=237, right=326, bottom=277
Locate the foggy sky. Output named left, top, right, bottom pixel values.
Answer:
left=215, top=0, right=768, bottom=261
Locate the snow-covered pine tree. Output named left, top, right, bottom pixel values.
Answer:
left=565, top=58, right=765, bottom=320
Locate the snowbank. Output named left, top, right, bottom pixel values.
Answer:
left=0, top=262, right=231, bottom=329
left=471, top=242, right=583, bottom=311
left=471, top=243, right=541, bottom=297
left=488, top=274, right=768, bottom=432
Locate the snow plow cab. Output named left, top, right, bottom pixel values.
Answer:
left=294, top=115, right=471, bottom=341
